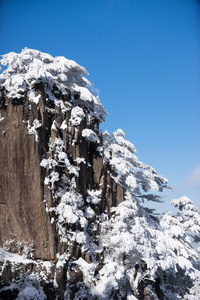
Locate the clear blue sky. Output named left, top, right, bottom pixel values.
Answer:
left=0, top=0, right=199, bottom=213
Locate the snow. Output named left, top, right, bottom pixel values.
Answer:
left=75, top=157, right=86, bottom=164
left=0, top=113, right=4, bottom=123
left=51, top=120, right=58, bottom=131
left=91, top=262, right=125, bottom=298
left=82, top=128, right=100, bottom=143
left=56, top=253, right=70, bottom=268
left=53, top=187, right=88, bottom=241
left=86, top=189, right=102, bottom=205
left=60, top=119, right=68, bottom=130
left=76, top=231, right=87, bottom=244
left=0, top=48, right=107, bottom=123
left=70, top=106, right=85, bottom=126
left=76, top=257, right=96, bottom=286
left=85, top=206, right=95, bottom=219
left=17, top=286, right=44, bottom=300
left=103, top=129, right=169, bottom=200
left=28, top=90, right=41, bottom=104
left=171, top=195, right=192, bottom=208
left=40, top=138, right=79, bottom=176
left=99, top=192, right=200, bottom=298
left=27, top=119, right=42, bottom=141
left=44, top=171, right=59, bottom=186
left=0, top=248, right=52, bottom=276
left=96, top=145, right=103, bottom=155
left=40, top=157, right=58, bottom=169
left=57, top=202, right=79, bottom=224
left=0, top=248, right=34, bottom=264
left=125, top=174, right=137, bottom=188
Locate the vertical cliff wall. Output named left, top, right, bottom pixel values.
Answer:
left=0, top=93, right=55, bottom=260
left=0, top=48, right=126, bottom=299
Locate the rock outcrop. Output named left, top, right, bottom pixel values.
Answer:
left=0, top=49, right=125, bottom=299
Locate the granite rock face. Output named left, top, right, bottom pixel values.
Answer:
left=0, top=91, right=55, bottom=260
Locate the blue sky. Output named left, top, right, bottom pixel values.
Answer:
left=0, top=0, right=199, bottom=213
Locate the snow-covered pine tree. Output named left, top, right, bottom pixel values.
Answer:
left=103, top=129, right=170, bottom=204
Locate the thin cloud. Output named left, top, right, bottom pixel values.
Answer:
left=185, top=164, right=200, bottom=189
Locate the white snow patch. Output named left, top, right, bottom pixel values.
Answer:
left=86, top=189, right=102, bottom=205
left=85, top=206, right=95, bottom=219
left=28, top=90, right=41, bottom=104
left=82, top=129, right=100, bottom=143
left=56, top=253, right=70, bottom=268
left=51, top=120, right=58, bottom=131
left=70, top=106, right=85, bottom=126
left=40, top=157, right=58, bottom=169
left=75, top=157, right=86, bottom=164
left=0, top=113, right=4, bottom=123
left=0, top=248, right=33, bottom=264
left=60, top=119, right=68, bottom=130
left=27, top=119, right=42, bottom=141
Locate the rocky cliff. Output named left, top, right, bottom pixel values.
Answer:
left=0, top=77, right=123, bottom=260
left=0, top=49, right=127, bottom=299
left=0, top=49, right=199, bottom=300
